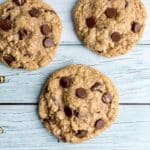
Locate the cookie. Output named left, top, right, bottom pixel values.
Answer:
left=0, top=0, right=62, bottom=70
left=73, top=0, right=146, bottom=57
left=39, top=65, right=119, bottom=143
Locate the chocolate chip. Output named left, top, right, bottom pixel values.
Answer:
left=43, top=37, right=53, bottom=48
left=111, top=32, right=121, bottom=42
left=76, top=130, right=88, bottom=138
left=86, top=17, right=96, bottom=28
left=91, top=82, right=103, bottom=91
left=13, top=0, right=26, bottom=6
left=0, top=19, right=12, bottom=31
left=95, top=119, right=105, bottom=129
left=76, top=88, right=87, bottom=98
left=125, top=1, right=129, bottom=8
left=102, top=93, right=112, bottom=104
left=41, top=24, right=50, bottom=35
left=18, top=29, right=27, bottom=40
left=131, top=22, right=141, bottom=33
left=64, top=106, right=72, bottom=118
left=105, top=8, right=117, bottom=18
left=29, top=8, right=41, bottom=18
left=3, top=55, right=15, bottom=65
left=60, top=77, right=72, bottom=88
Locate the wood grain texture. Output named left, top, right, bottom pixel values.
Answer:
left=0, top=45, right=150, bottom=103
left=0, top=0, right=150, bottom=149
left=0, top=105, right=150, bottom=150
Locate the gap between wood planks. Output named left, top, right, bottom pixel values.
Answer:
left=59, top=43, right=150, bottom=46
left=0, top=103, right=150, bottom=105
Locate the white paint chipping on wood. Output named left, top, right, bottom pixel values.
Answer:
left=0, top=105, right=150, bottom=150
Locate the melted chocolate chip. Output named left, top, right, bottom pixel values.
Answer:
left=0, top=19, right=12, bottom=31
left=43, top=37, right=53, bottom=48
left=41, top=24, right=50, bottom=35
left=29, top=8, right=41, bottom=18
left=76, top=88, right=87, bottom=98
left=13, top=0, right=26, bottom=6
left=125, top=1, right=129, bottom=8
left=3, top=55, right=15, bottom=65
left=64, top=106, right=72, bottom=118
left=95, top=119, right=105, bottom=129
left=105, top=8, right=117, bottom=18
left=91, top=82, right=103, bottom=91
left=111, top=32, right=121, bottom=42
left=60, top=77, right=72, bottom=88
left=131, top=22, right=141, bottom=33
left=102, top=93, right=112, bottom=104
left=86, top=17, right=96, bottom=28
left=18, top=29, right=27, bottom=40
left=76, top=130, right=88, bottom=138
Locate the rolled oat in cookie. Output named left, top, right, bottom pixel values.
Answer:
left=0, top=0, right=62, bottom=70
left=73, top=0, right=146, bottom=57
left=39, top=65, right=119, bottom=143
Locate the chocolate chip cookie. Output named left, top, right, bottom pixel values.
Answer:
left=73, top=0, right=146, bottom=57
left=0, top=0, right=62, bottom=70
left=39, top=65, right=119, bottom=143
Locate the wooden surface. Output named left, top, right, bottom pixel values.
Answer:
left=0, top=0, right=150, bottom=149
left=0, top=105, right=150, bottom=150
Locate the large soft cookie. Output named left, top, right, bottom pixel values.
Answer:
left=39, top=65, right=119, bottom=143
left=73, top=0, right=146, bottom=57
left=0, top=0, right=62, bottom=70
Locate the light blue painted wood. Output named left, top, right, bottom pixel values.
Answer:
left=0, top=0, right=150, bottom=149
left=0, top=45, right=150, bottom=103
left=0, top=105, right=150, bottom=150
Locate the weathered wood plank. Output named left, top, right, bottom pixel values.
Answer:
left=0, top=45, right=150, bottom=103
left=0, top=105, right=150, bottom=150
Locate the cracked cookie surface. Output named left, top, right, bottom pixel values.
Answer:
left=0, top=0, right=62, bottom=70
left=39, top=65, right=119, bottom=143
left=73, top=0, right=146, bottom=57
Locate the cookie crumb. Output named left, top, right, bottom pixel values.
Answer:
left=0, top=76, right=5, bottom=83
left=0, top=127, right=4, bottom=134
